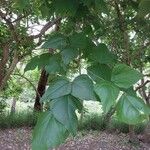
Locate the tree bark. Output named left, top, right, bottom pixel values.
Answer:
left=33, top=20, right=60, bottom=111
left=34, top=69, right=48, bottom=111
left=129, top=125, right=139, bottom=143
left=10, top=97, right=16, bottom=115
left=0, top=51, right=18, bottom=91
left=0, top=45, right=9, bottom=88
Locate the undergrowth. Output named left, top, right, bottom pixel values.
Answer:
left=0, top=111, right=39, bottom=129
left=0, top=112, right=146, bottom=134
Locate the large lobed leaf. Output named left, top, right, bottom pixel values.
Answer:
left=32, top=111, right=69, bottom=150
left=69, top=32, right=88, bottom=49
left=111, top=64, right=143, bottom=89
left=71, top=74, right=96, bottom=100
left=41, top=74, right=97, bottom=103
left=41, top=78, right=71, bottom=102
left=87, top=63, right=112, bottom=82
left=94, top=81, right=120, bottom=113
left=24, top=53, right=51, bottom=72
left=90, top=43, right=116, bottom=64
left=116, top=94, right=150, bottom=125
left=42, top=34, right=67, bottom=49
left=61, top=47, right=79, bottom=65
left=45, top=54, right=65, bottom=74
left=51, top=95, right=78, bottom=136
left=52, top=0, right=79, bottom=16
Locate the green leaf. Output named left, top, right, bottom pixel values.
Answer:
left=95, top=0, right=109, bottom=14
left=90, top=44, right=116, bottom=64
left=71, top=74, right=96, bottom=100
left=116, top=94, right=150, bottom=125
left=52, top=0, right=79, bottom=16
left=24, top=53, right=51, bottom=72
left=87, top=63, right=112, bottom=82
left=41, top=78, right=71, bottom=102
left=138, top=0, right=150, bottom=17
left=32, top=111, right=69, bottom=150
left=45, top=54, right=64, bottom=74
left=69, top=32, right=88, bottom=49
left=94, top=81, right=120, bottom=113
left=51, top=95, right=78, bottom=136
left=120, top=86, right=137, bottom=97
left=111, top=64, right=143, bottom=89
left=14, top=0, right=30, bottom=11
left=61, top=48, right=79, bottom=64
left=72, top=98, right=83, bottom=112
left=42, top=34, right=67, bottom=49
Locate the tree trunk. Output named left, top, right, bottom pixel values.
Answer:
left=139, top=121, right=150, bottom=143
left=10, top=97, right=16, bottom=115
left=34, top=69, right=48, bottom=111
left=0, top=51, right=18, bottom=91
left=0, top=45, right=9, bottom=89
left=129, top=125, right=139, bottom=143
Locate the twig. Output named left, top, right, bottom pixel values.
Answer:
left=136, top=80, right=150, bottom=91
left=13, top=73, right=41, bottom=99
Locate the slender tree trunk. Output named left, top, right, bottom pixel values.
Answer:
left=0, top=51, right=18, bottom=91
left=129, top=125, right=139, bottom=143
left=139, top=121, right=150, bottom=143
left=34, top=69, right=48, bottom=111
left=10, top=97, right=16, bottom=115
left=34, top=18, right=61, bottom=111
left=0, top=45, right=9, bottom=89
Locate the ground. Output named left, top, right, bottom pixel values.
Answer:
left=0, top=128, right=149, bottom=150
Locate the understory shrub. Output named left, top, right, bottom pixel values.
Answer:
left=0, top=111, right=39, bottom=129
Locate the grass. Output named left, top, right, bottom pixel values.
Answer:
left=0, top=111, right=147, bottom=134
left=0, top=111, right=39, bottom=129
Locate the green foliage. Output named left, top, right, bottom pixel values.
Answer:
left=78, top=113, right=106, bottom=131
left=25, top=53, right=66, bottom=74
left=61, top=47, right=79, bottom=65
left=42, top=34, right=67, bottom=49
left=45, top=54, right=65, bottom=74
left=32, top=111, right=69, bottom=150
left=90, top=43, right=116, bottom=64
left=69, top=32, right=88, bottom=49
left=94, top=81, right=120, bottom=113
left=138, top=0, right=150, bottom=17
left=24, top=53, right=51, bottom=72
left=71, top=75, right=96, bottom=100
left=0, top=99, right=7, bottom=113
left=0, top=111, right=38, bottom=129
left=78, top=113, right=147, bottom=134
left=52, top=0, right=79, bottom=16
left=51, top=95, right=78, bottom=136
left=41, top=78, right=71, bottom=102
left=87, top=63, right=112, bottom=82
left=1, top=0, right=149, bottom=149
left=111, top=64, right=143, bottom=89
left=0, top=111, right=146, bottom=134
left=116, top=94, right=150, bottom=125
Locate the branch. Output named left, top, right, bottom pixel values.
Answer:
left=0, top=10, right=19, bottom=42
left=114, top=0, right=130, bottom=64
left=144, top=73, right=150, bottom=77
left=0, top=51, right=18, bottom=91
left=30, top=17, right=61, bottom=39
left=12, top=14, right=28, bottom=23
left=136, top=80, right=150, bottom=91
left=13, top=73, right=41, bottom=98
